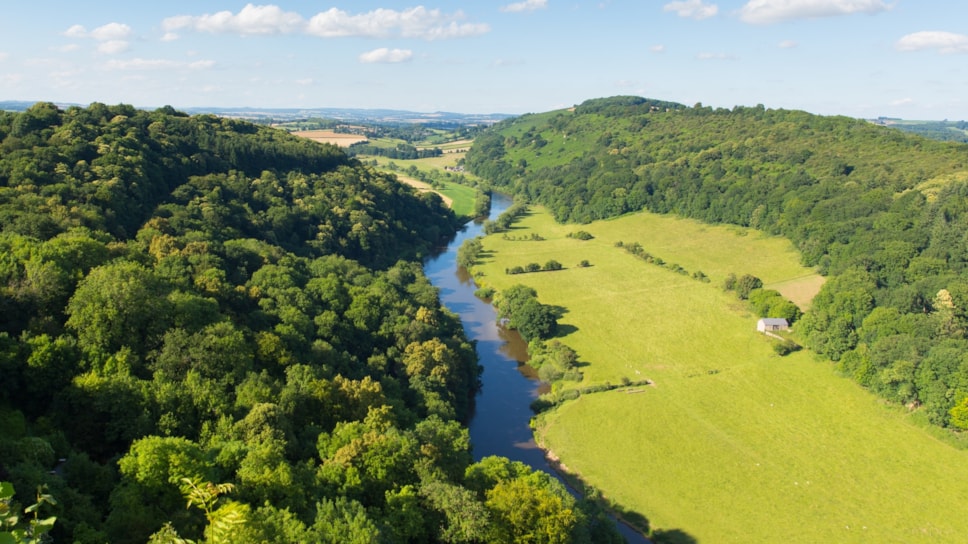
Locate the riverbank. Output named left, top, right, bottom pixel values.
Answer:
left=469, top=203, right=968, bottom=542
left=423, top=192, right=649, bottom=543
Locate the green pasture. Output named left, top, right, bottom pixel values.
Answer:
left=436, top=181, right=477, bottom=219
left=471, top=206, right=968, bottom=543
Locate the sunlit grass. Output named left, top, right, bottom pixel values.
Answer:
left=471, top=205, right=968, bottom=543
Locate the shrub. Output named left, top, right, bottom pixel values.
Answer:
left=475, top=286, right=495, bottom=299
left=773, top=339, right=801, bottom=356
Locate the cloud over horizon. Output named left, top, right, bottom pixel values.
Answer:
left=63, top=22, right=133, bottom=55
left=500, top=0, right=549, bottom=13
left=102, top=58, right=216, bottom=71
left=739, top=0, right=892, bottom=24
left=663, top=0, right=719, bottom=20
left=359, top=47, right=414, bottom=63
left=162, top=4, right=490, bottom=41
left=896, top=31, right=968, bottom=54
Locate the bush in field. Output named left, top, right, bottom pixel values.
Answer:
left=493, top=285, right=558, bottom=341
left=475, top=287, right=495, bottom=299
left=748, top=288, right=802, bottom=323
left=528, top=340, right=580, bottom=382
left=567, top=231, right=594, bottom=240
left=457, top=237, right=484, bottom=268
left=773, top=339, right=802, bottom=356
left=735, top=274, right=763, bottom=299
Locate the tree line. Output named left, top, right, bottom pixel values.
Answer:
left=0, top=103, right=621, bottom=542
left=466, top=95, right=968, bottom=432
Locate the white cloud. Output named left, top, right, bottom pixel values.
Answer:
left=0, top=52, right=7, bottom=61
left=164, top=5, right=489, bottom=41
left=500, top=0, right=548, bottom=13
left=697, top=52, right=737, bottom=60
left=98, top=40, right=130, bottom=55
left=64, top=22, right=132, bottom=40
left=52, top=44, right=80, bottom=53
left=896, top=31, right=968, bottom=54
left=891, top=97, right=914, bottom=107
left=103, top=58, right=215, bottom=70
left=306, top=6, right=489, bottom=40
left=664, top=0, right=718, bottom=20
left=64, top=25, right=88, bottom=38
left=161, top=32, right=180, bottom=42
left=778, top=39, right=798, bottom=48
left=62, top=22, right=132, bottom=55
left=1, top=73, right=23, bottom=85
left=91, top=22, right=133, bottom=41
left=358, top=47, right=413, bottom=64
left=651, top=44, right=666, bottom=53
left=739, top=0, right=891, bottom=24
left=162, top=4, right=304, bottom=35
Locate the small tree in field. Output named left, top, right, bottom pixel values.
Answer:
left=735, top=274, right=763, bottom=300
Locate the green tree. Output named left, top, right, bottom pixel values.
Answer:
left=65, top=261, right=172, bottom=364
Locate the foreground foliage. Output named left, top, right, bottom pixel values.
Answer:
left=0, top=103, right=618, bottom=542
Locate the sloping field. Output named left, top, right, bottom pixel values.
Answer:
left=291, top=129, right=367, bottom=147
left=471, top=206, right=968, bottom=543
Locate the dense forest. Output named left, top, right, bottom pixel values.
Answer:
left=465, top=95, right=968, bottom=432
left=0, top=103, right=621, bottom=542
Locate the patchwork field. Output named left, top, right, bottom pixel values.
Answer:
left=391, top=174, right=478, bottom=219
left=290, top=129, right=368, bottom=147
left=471, top=206, right=968, bottom=543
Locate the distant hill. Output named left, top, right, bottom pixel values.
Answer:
left=0, top=100, right=512, bottom=126
left=466, top=95, right=968, bottom=430
left=871, top=116, right=968, bottom=143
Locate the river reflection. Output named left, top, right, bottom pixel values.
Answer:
left=423, top=192, right=647, bottom=543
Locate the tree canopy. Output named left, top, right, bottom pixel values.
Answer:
left=466, top=95, right=968, bottom=430
left=0, top=103, right=620, bottom=542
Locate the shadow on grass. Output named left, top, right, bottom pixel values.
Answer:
left=650, top=528, right=699, bottom=544
left=555, top=323, right=579, bottom=337
left=541, top=450, right=698, bottom=544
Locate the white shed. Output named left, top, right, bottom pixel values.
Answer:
left=757, top=318, right=789, bottom=332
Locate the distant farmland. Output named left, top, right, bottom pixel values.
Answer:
left=291, top=130, right=367, bottom=148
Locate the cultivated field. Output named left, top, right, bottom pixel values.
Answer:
left=471, top=206, right=968, bottom=543
left=391, top=174, right=478, bottom=220
left=290, top=129, right=368, bottom=147
left=393, top=174, right=454, bottom=208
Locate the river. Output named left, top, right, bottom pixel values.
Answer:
left=423, top=192, right=648, bottom=543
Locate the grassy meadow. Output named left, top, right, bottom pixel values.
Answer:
left=470, top=206, right=968, bottom=543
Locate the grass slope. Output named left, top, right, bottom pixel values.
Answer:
left=471, top=206, right=968, bottom=543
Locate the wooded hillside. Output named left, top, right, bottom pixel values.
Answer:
left=466, top=95, right=968, bottom=431
left=0, top=103, right=620, bottom=543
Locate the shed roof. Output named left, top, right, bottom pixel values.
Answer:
left=759, top=318, right=789, bottom=326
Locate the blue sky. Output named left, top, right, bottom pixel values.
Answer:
left=2, top=1, right=967, bottom=119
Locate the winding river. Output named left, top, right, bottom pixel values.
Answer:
left=423, top=193, right=648, bottom=543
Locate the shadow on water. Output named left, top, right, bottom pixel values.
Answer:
left=423, top=193, right=699, bottom=544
